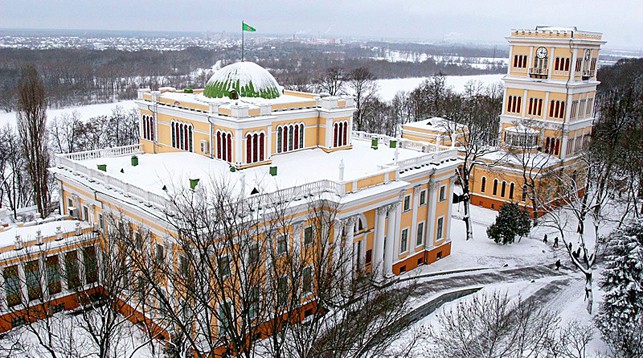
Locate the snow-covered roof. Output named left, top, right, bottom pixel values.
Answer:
left=65, top=139, right=428, bottom=199
left=204, top=61, right=281, bottom=99
left=403, top=117, right=464, bottom=133
left=0, top=219, right=91, bottom=252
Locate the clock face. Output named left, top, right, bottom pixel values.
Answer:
left=536, top=47, right=548, bottom=59
left=585, top=49, right=591, bottom=60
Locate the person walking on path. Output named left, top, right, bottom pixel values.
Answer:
left=555, top=259, right=561, bottom=271
left=553, top=237, right=559, bottom=248
left=543, top=234, right=548, bottom=244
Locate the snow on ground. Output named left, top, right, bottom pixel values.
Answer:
left=387, top=200, right=628, bottom=357
left=0, top=100, right=137, bottom=128
left=376, top=74, right=504, bottom=102
left=2, top=310, right=159, bottom=358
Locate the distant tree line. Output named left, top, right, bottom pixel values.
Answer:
left=0, top=42, right=506, bottom=112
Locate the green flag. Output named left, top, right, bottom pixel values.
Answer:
left=242, top=22, right=256, bottom=32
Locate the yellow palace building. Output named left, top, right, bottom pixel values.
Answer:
left=0, top=62, right=461, bottom=334
left=403, top=26, right=604, bottom=214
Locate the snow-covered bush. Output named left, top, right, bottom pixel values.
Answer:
left=486, top=202, right=531, bottom=245
left=596, top=219, right=643, bottom=358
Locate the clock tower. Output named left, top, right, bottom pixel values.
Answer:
left=469, top=26, right=606, bottom=214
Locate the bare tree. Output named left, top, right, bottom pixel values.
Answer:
left=424, top=291, right=594, bottom=358
left=316, top=67, right=345, bottom=96
left=16, top=64, right=50, bottom=218
left=347, top=67, right=379, bottom=132
left=0, top=125, right=33, bottom=216
left=442, top=83, right=502, bottom=240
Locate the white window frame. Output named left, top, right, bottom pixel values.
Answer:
left=416, top=221, right=425, bottom=246
left=436, top=216, right=444, bottom=241
left=439, top=185, right=446, bottom=202
left=302, top=266, right=314, bottom=296
left=277, top=235, right=288, bottom=256
left=419, top=189, right=427, bottom=206
left=400, top=228, right=409, bottom=254
left=303, top=225, right=314, bottom=247
left=403, top=195, right=411, bottom=212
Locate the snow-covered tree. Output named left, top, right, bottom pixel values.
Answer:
left=596, top=219, right=643, bottom=358
left=487, top=202, right=531, bottom=245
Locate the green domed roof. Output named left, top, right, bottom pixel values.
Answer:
left=204, top=62, right=281, bottom=99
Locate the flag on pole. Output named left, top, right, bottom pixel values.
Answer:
left=242, top=22, right=256, bottom=32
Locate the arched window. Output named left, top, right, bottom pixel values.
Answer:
left=277, top=127, right=282, bottom=154
left=299, top=124, right=304, bottom=149
left=283, top=126, right=288, bottom=152
left=509, top=183, right=515, bottom=200
left=246, top=134, right=252, bottom=163
left=544, top=137, right=550, bottom=153
left=227, top=133, right=232, bottom=162
left=217, top=132, right=222, bottom=159
left=259, top=133, right=265, bottom=161
left=493, top=179, right=498, bottom=196
left=288, top=125, right=294, bottom=151
left=481, top=177, right=487, bottom=193
left=554, top=139, right=560, bottom=155
left=521, top=184, right=528, bottom=201
left=501, top=181, right=506, bottom=197
left=333, top=123, right=338, bottom=147
left=293, top=125, right=299, bottom=150
left=342, top=121, right=348, bottom=146
left=252, top=134, right=258, bottom=163
left=171, top=121, right=193, bottom=152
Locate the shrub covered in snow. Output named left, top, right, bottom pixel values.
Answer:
left=596, top=219, right=643, bottom=358
left=486, top=202, right=531, bottom=245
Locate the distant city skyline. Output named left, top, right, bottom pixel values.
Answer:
left=1, top=0, right=642, bottom=49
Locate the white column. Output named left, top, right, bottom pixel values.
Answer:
left=235, top=129, right=243, bottom=165
left=410, top=186, right=420, bottom=251
left=344, top=217, right=355, bottom=280
left=267, top=126, right=272, bottom=159
left=522, top=89, right=528, bottom=118
left=325, top=117, right=333, bottom=148
left=425, top=180, right=439, bottom=250
left=527, top=46, right=534, bottom=70
left=384, top=203, right=398, bottom=277
left=507, top=45, right=514, bottom=75
left=333, top=219, right=343, bottom=270
left=570, top=48, right=578, bottom=80
left=544, top=91, right=550, bottom=121
left=548, top=47, right=556, bottom=79
left=373, top=207, right=387, bottom=275
left=445, top=177, right=456, bottom=243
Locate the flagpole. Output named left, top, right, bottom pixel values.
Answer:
left=241, top=20, right=245, bottom=62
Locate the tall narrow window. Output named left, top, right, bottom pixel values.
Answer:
left=436, top=217, right=444, bottom=240
left=26, top=260, right=41, bottom=301
left=4, top=266, right=21, bottom=307
left=253, top=134, right=258, bottom=162
left=416, top=222, right=424, bottom=246
left=481, top=177, right=486, bottom=192
left=294, top=125, right=299, bottom=150
left=493, top=179, right=498, bottom=196
left=501, top=181, right=506, bottom=197
left=246, top=134, right=252, bottom=163
left=47, top=256, right=61, bottom=295
left=259, top=133, right=265, bottom=161
left=288, top=125, right=294, bottom=151
left=217, top=132, right=222, bottom=159
left=277, top=127, right=282, bottom=154
left=509, top=183, right=515, bottom=200
left=227, top=134, right=232, bottom=162
left=522, top=185, right=528, bottom=201
left=299, top=124, right=304, bottom=149
left=333, top=123, right=338, bottom=147
left=342, top=122, right=348, bottom=146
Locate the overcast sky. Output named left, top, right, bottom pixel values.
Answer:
left=1, top=0, right=641, bottom=49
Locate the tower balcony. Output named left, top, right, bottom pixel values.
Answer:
left=581, top=70, right=595, bottom=80
left=528, top=67, right=548, bottom=79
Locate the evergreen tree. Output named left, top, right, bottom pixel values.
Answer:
left=486, top=202, right=530, bottom=245
left=596, top=219, right=643, bottom=358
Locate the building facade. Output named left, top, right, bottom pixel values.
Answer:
left=403, top=26, right=604, bottom=214
left=0, top=62, right=460, bottom=339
